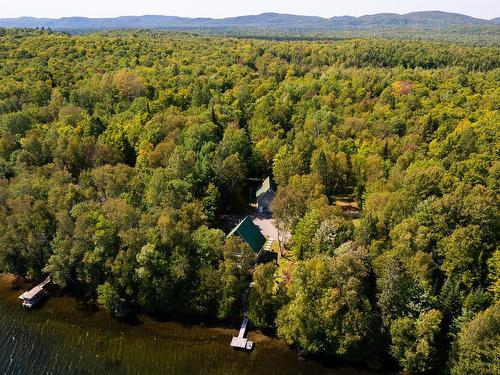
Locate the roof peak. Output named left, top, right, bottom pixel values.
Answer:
left=256, top=176, right=275, bottom=198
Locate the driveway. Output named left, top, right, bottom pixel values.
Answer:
left=251, top=212, right=279, bottom=240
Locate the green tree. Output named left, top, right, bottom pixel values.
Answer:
left=277, top=245, right=371, bottom=357
left=451, top=304, right=500, bottom=375
left=488, top=249, right=500, bottom=300
left=271, top=185, right=306, bottom=255
left=390, top=309, right=443, bottom=373
left=135, top=243, right=174, bottom=312
left=217, top=237, right=255, bottom=319
left=248, top=262, right=281, bottom=328
left=290, top=209, right=321, bottom=259
left=97, top=282, right=127, bottom=317
left=311, top=216, right=355, bottom=256
left=214, top=154, right=245, bottom=203
left=273, top=145, right=307, bottom=186
left=439, top=225, right=487, bottom=290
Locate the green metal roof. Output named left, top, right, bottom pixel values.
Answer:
left=256, top=177, right=274, bottom=198
left=227, top=216, right=266, bottom=254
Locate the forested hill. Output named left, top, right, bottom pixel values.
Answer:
left=0, top=11, right=498, bottom=30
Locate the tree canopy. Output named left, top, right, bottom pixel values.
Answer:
left=0, top=28, right=498, bottom=373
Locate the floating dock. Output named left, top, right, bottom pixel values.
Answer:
left=19, top=276, right=50, bottom=309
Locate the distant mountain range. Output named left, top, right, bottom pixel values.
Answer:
left=0, top=11, right=499, bottom=31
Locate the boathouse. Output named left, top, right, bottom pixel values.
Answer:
left=255, top=177, right=276, bottom=213
left=227, top=216, right=266, bottom=256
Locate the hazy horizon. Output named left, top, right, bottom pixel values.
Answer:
left=2, top=0, right=499, bottom=20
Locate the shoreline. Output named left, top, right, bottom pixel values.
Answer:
left=0, top=272, right=289, bottom=348
left=0, top=272, right=265, bottom=339
left=0, top=272, right=380, bottom=374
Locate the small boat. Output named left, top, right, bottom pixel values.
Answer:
left=19, top=276, right=50, bottom=309
left=245, top=341, right=253, bottom=350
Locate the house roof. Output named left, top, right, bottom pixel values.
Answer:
left=256, top=177, right=275, bottom=198
left=227, top=216, right=266, bottom=254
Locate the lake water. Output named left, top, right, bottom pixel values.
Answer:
left=0, top=274, right=375, bottom=375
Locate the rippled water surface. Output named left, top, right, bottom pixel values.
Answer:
left=0, top=274, right=375, bottom=375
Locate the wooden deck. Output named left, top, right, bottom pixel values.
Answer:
left=230, top=336, right=248, bottom=349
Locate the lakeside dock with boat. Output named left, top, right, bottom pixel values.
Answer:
left=230, top=286, right=254, bottom=350
left=19, top=276, right=50, bottom=308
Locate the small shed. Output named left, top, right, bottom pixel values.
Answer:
left=256, top=177, right=276, bottom=213
left=227, top=216, right=266, bottom=255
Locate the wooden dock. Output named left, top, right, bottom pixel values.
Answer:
left=230, top=317, right=253, bottom=350
left=230, top=288, right=254, bottom=350
left=19, top=276, right=50, bottom=309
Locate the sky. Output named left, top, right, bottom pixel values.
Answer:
left=1, top=0, right=499, bottom=20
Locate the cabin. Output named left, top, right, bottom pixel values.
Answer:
left=19, top=276, right=50, bottom=309
left=227, top=216, right=266, bottom=258
left=256, top=177, right=276, bottom=213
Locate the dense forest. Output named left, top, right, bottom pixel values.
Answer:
left=0, top=28, right=498, bottom=373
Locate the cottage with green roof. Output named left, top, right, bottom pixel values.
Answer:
left=227, top=216, right=267, bottom=256
left=256, top=177, right=276, bottom=213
